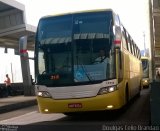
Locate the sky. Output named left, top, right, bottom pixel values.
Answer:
left=15, top=0, right=150, bottom=50
left=0, top=48, right=34, bottom=83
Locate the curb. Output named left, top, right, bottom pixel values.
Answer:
left=0, top=99, right=37, bottom=114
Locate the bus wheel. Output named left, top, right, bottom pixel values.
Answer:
left=125, top=85, right=129, bottom=104
left=137, top=81, right=141, bottom=97
left=122, top=85, right=129, bottom=111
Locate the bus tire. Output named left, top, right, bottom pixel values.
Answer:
left=137, top=81, right=141, bottom=97
left=125, top=85, right=129, bottom=104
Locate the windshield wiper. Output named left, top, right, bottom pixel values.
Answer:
left=80, top=64, right=94, bottom=81
left=76, top=54, right=94, bottom=81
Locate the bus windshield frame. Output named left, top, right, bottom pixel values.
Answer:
left=35, top=11, right=116, bottom=87
left=142, top=59, right=149, bottom=78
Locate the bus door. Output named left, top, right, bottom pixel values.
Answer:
left=115, top=49, right=123, bottom=83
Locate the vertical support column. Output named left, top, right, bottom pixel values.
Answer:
left=19, top=36, right=34, bottom=96
left=149, top=0, right=154, bottom=81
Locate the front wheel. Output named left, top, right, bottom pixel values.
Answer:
left=125, top=86, right=129, bottom=104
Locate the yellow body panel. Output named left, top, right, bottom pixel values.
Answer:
left=122, top=48, right=142, bottom=100
left=37, top=90, right=123, bottom=114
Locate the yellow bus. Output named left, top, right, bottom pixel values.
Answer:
left=141, top=57, right=150, bottom=88
left=35, top=9, right=142, bottom=114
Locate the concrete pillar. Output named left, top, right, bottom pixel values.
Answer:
left=149, top=0, right=155, bottom=81
left=19, top=36, right=35, bottom=96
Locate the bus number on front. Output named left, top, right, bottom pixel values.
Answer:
left=50, top=75, right=60, bottom=80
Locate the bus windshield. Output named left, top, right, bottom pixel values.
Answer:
left=142, top=59, right=149, bottom=78
left=36, top=11, right=116, bottom=87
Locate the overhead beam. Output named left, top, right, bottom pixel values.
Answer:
left=0, top=0, right=24, bottom=11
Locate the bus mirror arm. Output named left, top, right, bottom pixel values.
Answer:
left=19, top=54, right=35, bottom=60
left=19, top=35, right=35, bottom=59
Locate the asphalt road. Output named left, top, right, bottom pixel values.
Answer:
left=0, top=88, right=151, bottom=131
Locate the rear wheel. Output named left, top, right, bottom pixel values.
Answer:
left=121, top=85, right=129, bottom=111
left=125, top=85, right=129, bottom=104
left=137, top=81, right=142, bottom=97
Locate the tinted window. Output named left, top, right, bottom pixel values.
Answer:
left=73, top=11, right=112, bottom=34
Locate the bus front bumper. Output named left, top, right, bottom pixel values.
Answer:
left=36, top=90, right=124, bottom=113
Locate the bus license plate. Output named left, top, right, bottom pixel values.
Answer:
left=68, top=103, right=82, bottom=108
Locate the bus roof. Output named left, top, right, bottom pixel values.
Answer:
left=40, top=8, right=115, bottom=20
left=141, top=56, right=149, bottom=60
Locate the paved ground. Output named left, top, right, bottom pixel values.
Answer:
left=0, top=88, right=151, bottom=125
left=0, top=81, right=159, bottom=127
left=0, top=88, right=152, bottom=131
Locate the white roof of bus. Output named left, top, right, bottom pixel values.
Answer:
left=41, top=8, right=115, bottom=19
left=141, top=56, right=149, bottom=60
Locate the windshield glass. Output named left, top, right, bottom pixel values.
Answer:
left=142, top=59, right=149, bottom=78
left=73, top=11, right=112, bottom=34
left=35, top=11, right=116, bottom=86
left=73, top=39, right=114, bottom=82
left=37, top=14, right=72, bottom=44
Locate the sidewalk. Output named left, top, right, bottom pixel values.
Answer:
left=0, top=95, right=37, bottom=113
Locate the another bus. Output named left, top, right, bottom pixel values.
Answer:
left=141, top=57, right=150, bottom=88
left=35, top=9, right=142, bottom=114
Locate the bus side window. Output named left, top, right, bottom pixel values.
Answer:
left=135, top=45, right=138, bottom=58
left=139, top=49, right=141, bottom=60
left=135, top=44, right=137, bottom=57
left=132, top=42, right=136, bottom=57
left=124, top=29, right=129, bottom=50
left=130, top=39, right=133, bottom=55
left=127, top=34, right=131, bottom=53
left=131, top=41, right=135, bottom=56
left=122, top=31, right=127, bottom=50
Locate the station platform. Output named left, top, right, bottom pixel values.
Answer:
left=0, top=95, right=37, bottom=114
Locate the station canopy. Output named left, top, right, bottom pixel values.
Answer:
left=0, top=0, right=36, bottom=50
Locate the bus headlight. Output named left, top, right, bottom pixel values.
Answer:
left=37, top=91, right=51, bottom=98
left=98, top=86, right=117, bottom=95
left=144, top=80, right=148, bottom=83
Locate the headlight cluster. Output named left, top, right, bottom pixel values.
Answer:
left=144, top=80, right=148, bottom=83
left=37, top=91, right=52, bottom=98
left=98, top=86, right=117, bottom=95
